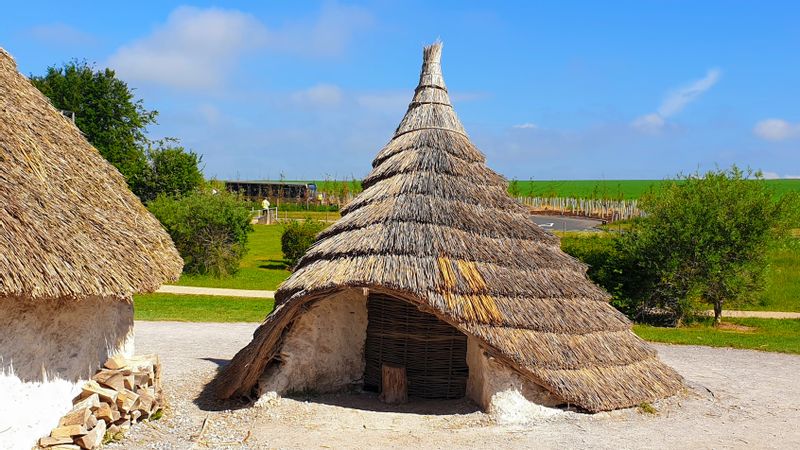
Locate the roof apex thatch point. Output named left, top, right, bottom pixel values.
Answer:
left=422, top=41, right=443, bottom=64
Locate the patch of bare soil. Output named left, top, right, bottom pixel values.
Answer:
left=112, top=321, right=800, bottom=449
left=716, top=322, right=757, bottom=332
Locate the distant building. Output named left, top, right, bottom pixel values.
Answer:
left=224, top=180, right=317, bottom=202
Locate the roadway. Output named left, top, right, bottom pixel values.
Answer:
left=529, top=214, right=603, bottom=232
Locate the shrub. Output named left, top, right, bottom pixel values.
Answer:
left=560, top=233, right=644, bottom=316
left=281, top=219, right=327, bottom=268
left=148, top=188, right=253, bottom=277
left=616, top=166, right=799, bottom=325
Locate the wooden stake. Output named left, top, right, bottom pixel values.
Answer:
left=379, top=364, right=408, bottom=404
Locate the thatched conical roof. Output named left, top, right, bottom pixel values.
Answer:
left=0, top=48, right=182, bottom=299
left=214, top=43, right=683, bottom=412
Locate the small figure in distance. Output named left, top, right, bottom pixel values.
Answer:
left=261, top=198, right=271, bottom=217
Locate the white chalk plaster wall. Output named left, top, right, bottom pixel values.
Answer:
left=255, top=290, right=565, bottom=423
left=466, top=337, right=565, bottom=423
left=258, top=288, right=369, bottom=396
left=0, top=295, right=134, bottom=450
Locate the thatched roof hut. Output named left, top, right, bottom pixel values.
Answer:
left=0, top=47, right=182, bottom=447
left=0, top=49, right=181, bottom=301
left=214, top=43, right=682, bottom=414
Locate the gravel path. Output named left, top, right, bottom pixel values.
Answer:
left=113, top=321, right=800, bottom=449
left=156, top=285, right=276, bottom=298
left=710, top=310, right=800, bottom=319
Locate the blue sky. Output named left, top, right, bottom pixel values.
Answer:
left=1, top=1, right=798, bottom=180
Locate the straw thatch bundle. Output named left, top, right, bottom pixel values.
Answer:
left=214, top=43, right=683, bottom=412
left=0, top=48, right=182, bottom=299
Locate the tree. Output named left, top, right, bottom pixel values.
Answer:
left=31, top=60, right=157, bottom=195
left=281, top=219, right=327, bottom=268
left=140, top=139, right=205, bottom=202
left=148, top=187, right=253, bottom=277
left=617, top=166, right=798, bottom=324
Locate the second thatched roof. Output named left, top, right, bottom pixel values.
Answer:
left=0, top=48, right=182, bottom=299
left=213, top=42, right=683, bottom=412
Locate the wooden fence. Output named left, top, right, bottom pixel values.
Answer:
left=517, top=196, right=643, bottom=222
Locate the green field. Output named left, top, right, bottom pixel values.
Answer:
left=173, top=224, right=290, bottom=290
left=515, top=179, right=800, bottom=200
left=634, top=318, right=800, bottom=354
left=286, top=178, right=800, bottom=200
left=134, top=293, right=273, bottom=322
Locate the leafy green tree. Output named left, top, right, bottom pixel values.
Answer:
left=617, top=166, right=799, bottom=324
left=148, top=187, right=253, bottom=277
left=281, top=219, right=327, bottom=268
left=140, top=139, right=205, bottom=202
left=31, top=60, right=157, bottom=194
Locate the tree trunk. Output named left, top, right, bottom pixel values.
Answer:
left=713, top=301, right=723, bottom=326
left=379, top=363, right=407, bottom=404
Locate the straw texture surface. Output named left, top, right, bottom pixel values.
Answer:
left=0, top=48, right=182, bottom=299
left=214, top=43, right=683, bottom=412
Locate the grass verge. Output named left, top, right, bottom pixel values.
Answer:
left=280, top=211, right=341, bottom=221
left=134, top=293, right=273, bottom=322
left=633, top=318, right=800, bottom=354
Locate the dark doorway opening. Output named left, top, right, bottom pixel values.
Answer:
left=363, top=293, right=468, bottom=399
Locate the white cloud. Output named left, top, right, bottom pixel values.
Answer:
left=761, top=171, right=800, bottom=179
left=107, top=4, right=372, bottom=90
left=512, top=123, right=538, bottom=129
left=754, top=118, right=800, bottom=141
left=632, top=68, right=721, bottom=133
left=290, top=84, right=344, bottom=108
left=26, top=23, right=96, bottom=46
left=108, top=7, right=268, bottom=90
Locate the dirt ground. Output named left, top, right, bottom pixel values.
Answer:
left=111, top=321, right=800, bottom=449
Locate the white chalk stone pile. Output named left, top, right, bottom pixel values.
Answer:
left=37, top=354, right=163, bottom=449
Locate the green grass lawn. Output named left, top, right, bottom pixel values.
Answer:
left=134, top=293, right=273, bottom=322
left=634, top=318, right=800, bottom=354
left=747, top=236, right=800, bottom=312
left=173, top=224, right=290, bottom=290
